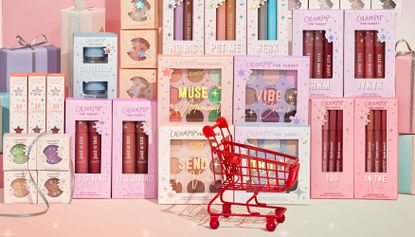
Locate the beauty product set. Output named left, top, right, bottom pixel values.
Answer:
left=120, top=0, right=158, bottom=101
left=291, top=0, right=399, bottom=11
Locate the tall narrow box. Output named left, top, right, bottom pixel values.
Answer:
left=9, top=74, right=28, bottom=134
left=46, top=74, right=65, bottom=134
left=28, top=73, right=46, bottom=134
left=121, top=0, right=158, bottom=29
left=398, top=135, right=415, bottom=195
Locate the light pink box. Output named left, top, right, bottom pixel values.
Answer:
left=292, top=10, right=344, bottom=97
left=158, top=55, right=234, bottom=125
left=344, top=10, right=396, bottom=97
left=233, top=55, right=309, bottom=125
left=9, top=73, right=28, bottom=134
left=2, top=134, right=37, bottom=171
left=36, top=134, right=71, bottom=172
left=112, top=99, right=157, bottom=199
left=37, top=171, right=71, bottom=204
left=310, top=98, right=354, bottom=199
left=354, top=98, right=398, bottom=200
left=28, top=73, right=47, bottom=134
left=4, top=171, right=38, bottom=204
left=65, top=98, right=112, bottom=199
left=46, top=74, right=66, bottom=134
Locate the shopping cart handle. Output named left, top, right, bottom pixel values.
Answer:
left=203, top=117, right=229, bottom=138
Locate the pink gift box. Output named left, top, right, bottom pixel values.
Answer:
left=112, top=99, right=157, bottom=199
left=310, top=98, right=354, bottom=199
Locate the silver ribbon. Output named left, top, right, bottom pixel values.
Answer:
left=0, top=133, right=75, bottom=218
left=14, top=34, right=49, bottom=72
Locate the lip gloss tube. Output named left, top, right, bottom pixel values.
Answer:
left=374, top=110, right=382, bottom=173
left=258, top=2, right=268, bottom=40
left=366, top=111, right=375, bottom=173
left=322, top=113, right=330, bottom=172
left=267, top=0, right=277, bottom=40
left=174, top=2, right=184, bottom=40
left=89, top=121, right=101, bottom=173
left=123, top=122, right=137, bottom=174
left=374, top=32, right=385, bottom=79
left=365, top=31, right=375, bottom=79
left=303, top=31, right=315, bottom=78
left=216, top=0, right=227, bottom=40
left=136, top=122, right=148, bottom=174
left=335, top=110, right=343, bottom=172
left=355, top=31, right=365, bottom=78
left=381, top=110, right=387, bottom=173
left=328, top=110, right=337, bottom=172
left=314, top=30, right=324, bottom=79
left=183, top=0, right=193, bottom=41
left=226, top=0, right=236, bottom=40
left=75, top=121, right=89, bottom=173
left=323, top=35, right=333, bottom=79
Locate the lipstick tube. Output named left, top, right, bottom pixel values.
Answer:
left=374, top=32, right=385, bottom=79
left=226, top=0, right=236, bottom=40
left=89, top=121, right=101, bottom=173
left=303, top=31, right=315, bottom=78
left=216, top=1, right=227, bottom=40
left=366, top=111, right=375, bottom=172
left=174, top=2, right=184, bottom=40
left=314, top=31, right=324, bottom=79
left=136, top=122, right=148, bottom=174
left=355, top=31, right=365, bottom=78
left=335, top=110, right=343, bottom=172
left=364, top=31, right=375, bottom=79
left=258, top=2, right=268, bottom=40
left=123, top=122, right=137, bottom=174
left=381, top=110, right=387, bottom=173
left=328, top=110, right=337, bottom=172
left=322, top=113, right=329, bottom=172
left=75, top=121, right=89, bottom=173
left=183, top=0, right=193, bottom=41
left=323, top=36, right=333, bottom=79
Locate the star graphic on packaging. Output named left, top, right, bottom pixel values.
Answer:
left=138, top=50, right=146, bottom=58
left=14, top=127, right=24, bottom=134
left=238, top=69, right=246, bottom=77
left=51, top=87, right=61, bottom=96
left=32, top=126, right=42, bottom=133
left=1, top=229, right=15, bottom=237
left=14, top=87, right=23, bottom=96
left=32, top=87, right=42, bottom=96
left=51, top=126, right=60, bottom=134
left=136, top=0, right=145, bottom=9
left=104, top=47, right=111, bottom=54
left=162, top=68, right=174, bottom=77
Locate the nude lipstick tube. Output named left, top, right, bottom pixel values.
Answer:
left=374, top=110, right=382, bottom=173
left=381, top=110, right=387, bottom=173
left=183, top=0, right=193, bottom=41
left=136, top=122, right=148, bottom=174
left=313, top=30, right=324, bottom=79
left=374, top=32, right=385, bottom=79
left=355, top=31, right=366, bottom=78
left=89, top=121, right=101, bottom=173
left=75, top=121, right=89, bottom=173
left=174, top=2, right=184, bottom=40
left=216, top=1, right=227, bottom=40
left=226, top=0, right=236, bottom=40
left=366, top=111, right=375, bottom=172
left=258, top=2, right=268, bottom=40
left=336, top=110, right=343, bottom=172
left=322, top=113, right=329, bottom=172
left=328, top=110, right=337, bottom=172
left=123, top=122, right=137, bottom=174
left=364, top=31, right=375, bottom=79
left=303, top=31, right=315, bottom=78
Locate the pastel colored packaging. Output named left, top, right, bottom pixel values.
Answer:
left=163, top=0, right=204, bottom=55
left=158, top=125, right=233, bottom=204
left=292, top=10, right=344, bottom=97
left=4, top=171, right=37, bottom=204
left=65, top=98, right=112, bottom=199
left=344, top=10, right=396, bottom=97
left=37, top=171, right=71, bottom=204
left=121, top=0, right=158, bottom=29
left=3, top=134, right=37, bottom=171
left=120, top=30, right=158, bottom=69
left=371, top=0, right=402, bottom=17
left=354, top=98, right=398, bottom=200
left=158, top=55, right=234, bottom=125
left=340, top=0, right=371, bottom=9
left=398, top=135, right=415, bottom=195
left=234, top=125, right=310, bottom=205
left=119, top=69, right=157, bottom=100
left=28, top=73, right=47, bottom=134
left=310, top=98, right=354, bottom=199
left=9, top=74, right=28, bottom=134
left=46, top=74, right=65, bottom=134
left=233, top=55, right=309, bottom=125
left=0, top=92, right=10, bottom=153
left=309, top=0, right=340, bottom=9
left=112, top=99, right=157, bottom=199
left=36, top=134, right=71, bottom=172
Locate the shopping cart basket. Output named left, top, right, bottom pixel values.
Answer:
left=203, top=117, right=300, bottom=231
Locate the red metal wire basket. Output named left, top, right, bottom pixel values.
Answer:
left=203, top=117, right=300, bottom=231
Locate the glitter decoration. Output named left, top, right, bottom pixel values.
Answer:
left=43, top=145, right=63, bottom=165
left=10, top=144, right=28, bottom=164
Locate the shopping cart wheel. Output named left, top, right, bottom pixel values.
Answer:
left=276, top=215, right=286, bottom=223
left=222, top=203, right=231, bottom=218
left=210, top=216, right=219, bottom=229
left=266, top=221, right=276, bottom=232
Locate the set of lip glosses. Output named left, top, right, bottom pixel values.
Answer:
left=122, top=121, right=148, bottom=174
left=75, top=121, right=102, bottom=174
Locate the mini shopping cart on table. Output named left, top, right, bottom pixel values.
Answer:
left=203, top=117, right=300, bottom=232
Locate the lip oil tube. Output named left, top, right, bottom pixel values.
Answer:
left=258, top=1, right=268, bottom=40
left=303, top=31, right=315, bottom=78
left=314, top=30, right=324, bottom=79
left=89, top=121, right=101, bottom=173
left=184, top=0, right=193, bottom=41
left=374, top=32, right=385, bottom=79
left=328, top=110, right=337, bottom=172
left=136, top=122, right=148, bottom=174
left=355, top=31, right=366, bottom=78
left=322, top=113, right=329, bottom=172
left=364, top=31, right=375, bottom=79
left=336, top=110, right=343, bottom=172
left=174, top=2, right=184, bottom=40
left=226, top=0, right=236, bottom=40
left=75, top=121, right=89, bottom=173
left=267, top=0, right=277, bottom=40
left=366, top=111, right=375, bottom=172
left=123, top=122, right=137, bottom=174
left=381, top=110, right=387, bottom=173
left=216, top=0, right=227, bottom=40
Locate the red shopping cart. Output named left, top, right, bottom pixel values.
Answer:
left=203, top=117, right=300, bottom=231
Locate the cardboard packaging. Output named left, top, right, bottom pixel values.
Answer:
left=0, top=93, right=10, bottom=153
left=73, top=32, right=118, bottom=99
left=3, top=134, right=37, bottom=171
left=119, top=69, right=157, bottom=100
left=233, top=55, right=309, bottom=125
left=234, top=125, right=310, bottom=205
left=9, top=74, right=28, bottom=134
left=309, top=0, right=340, bottom=9
left=340, top=0, right=371, bottom=9
left=36, top=134, right=71, bottom=171
left=292, top=10, right=344, bottom=97
left=121, top=0, right=158, bottom=29
left=120, top=30, right=158, bottom=69
left=4, top=171, right=37, bottom=204
left=158, top=55, right=234, bottom=125
left=37, top=171, right=71, bottom=204
left=310, top=98, right=354, bottom=199
left=28, top=74, right=47, bottom=134
left=398, top=135, right=415, bottom=195
left=46, top=74, right=66, bottom=134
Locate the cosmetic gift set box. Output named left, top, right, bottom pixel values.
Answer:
left=398, top=135, right=415, bottom=195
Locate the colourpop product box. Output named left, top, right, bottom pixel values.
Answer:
left=289, top=0, right=309, bottom=12
left=158, top=125, right=233, bottom=204
left=4, top=171, right=37, bottom=204
left=247, top=0, right=289, bottom=55
left=73, top=32, right=118, bottom=99
left=344, top=10, right=396, bottom=97
left=46, top=74, right=65, bottom=134
left=158, top=55, right=234, bottom=125
left=340, top=0, right=371, bottom=9
left=233, top=55, right=309, bottom=125
left=28, top=73, right=46, bottom=134
left=292, top=10, right=344, bottom=97
left=205, top=0, right=247, bottom=55
left=163, top=0, right=204, bottom=55
left=310, top=98, right=354, bottom=199
left=65, top=98, right=112, bottom=199
left=234, top=125, right=310, bottom=205
left=3, top=133, right=38, bottom=171
left=112, top=99, right=157, bottom=199
left=398, top=135, right=415, bottom=195
left=354, top=98, right=398, bottom=200
left=9, top=73, right=28, bottom=134
left=119, top=69, right=157, bottom=100
left=309, top=0, right=340, bottom=9
left=120, top=30, right=158, bottom=69
left=37, top=171, right=71, bottom=204
left=36, top=134, right=71, bottom=172
left=371, top=0, right=402, bottom=17
left=121, top=0, right=158, bottom=29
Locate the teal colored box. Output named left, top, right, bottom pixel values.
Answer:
left=1, top=92, right=10, bottom=134
left=398, top=135, right=415, bottom=194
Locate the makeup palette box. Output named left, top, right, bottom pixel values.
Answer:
left=4, top=171, right=37, bottom=204
left=37, top=171, right=71, bottom=204
left=121, top=0, right=158, bottom=29
left=112, top=99, right=157, bottom=199
left=354, top=98, right=398, bottom=200
left=398, top=135, right=415, bottom=195
left=163, top=0, right=204, bottom=55
left=234, top=125, right=310, bottom=205
left=158, top=125, right=233, bottom=204
left=247, top=0, right=289, bottom=55
left=340, top=0, right=371, bottom=9
left=205, top=0, right=247, bottom=55
left=46, top=74, right=65, bottom=134
left=36, top=134, right=71, bottom=172
left=158, top=55, right=234, bottom=125
left=292, top=10, right=344, bottom=97
left=28, top=74, right=47, bottom=134
left=0, top=42, right=60, bottom=93
left=73, top=32, right=118, bottom=99
left=120, top=30, right=158, bottom=69
left=61, top=1, right=105, bottom=96
left=310, top=98, right=354, bottom=199
left=344, top=10, right=396, bottom=97
left=10, top=74, right=28, bottom=134
left=3, top=134, right=37, bottom=171
left=119, top=69, right=157, bottom=100
left=309, top=0, right=340, bottom=9
left=65, top=98, right=112, bottom=199
left=233, top=56, right=309, bottom=125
